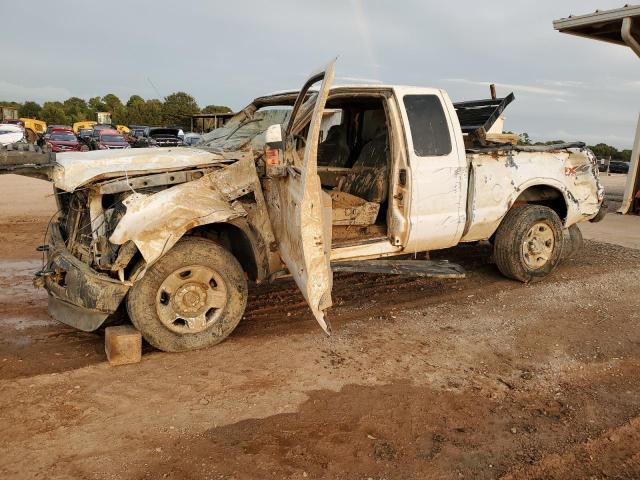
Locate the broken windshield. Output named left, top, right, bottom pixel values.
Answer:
left=199, top=107, right=292, bottom=152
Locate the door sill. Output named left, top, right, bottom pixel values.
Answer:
left=330, top=240, right=402, bottom=261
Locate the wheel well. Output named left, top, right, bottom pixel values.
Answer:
left=512, top=185, right=568, bottom=223
left=186, top=222, right=259, bottom=281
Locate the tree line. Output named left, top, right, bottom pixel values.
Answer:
left=1, top=93, right=232, bottom=131
left=516, top=132, right=632, bottom=162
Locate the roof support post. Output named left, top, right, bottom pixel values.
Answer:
left=618, top=113, right=640, bottom=214
left=618, top=18, right=640, bottom=214
left=621, top=17, right=640, bottom=57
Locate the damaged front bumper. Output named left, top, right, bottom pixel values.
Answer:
left=37, top=223, right=131, bottom=332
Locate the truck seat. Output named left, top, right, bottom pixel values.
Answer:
left=330, top=131, right=389, bottom=226
left=318, top=125, right=350, bottom=167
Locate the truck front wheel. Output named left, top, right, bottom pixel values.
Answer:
left=127, top=237, right=248, bottom=352
left=493, top=205, right=564, bottom=283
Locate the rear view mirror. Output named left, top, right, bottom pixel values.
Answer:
left=264, top=124, right=286, bottom=177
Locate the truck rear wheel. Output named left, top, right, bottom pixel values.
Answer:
left=127, top=237, right=248, bottom=352
left=493, top=204, right=564, bottom=283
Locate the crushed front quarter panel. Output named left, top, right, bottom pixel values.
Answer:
left=53, top=147, right=225, bottom=192
left=109, top=157, right=262, bottom=266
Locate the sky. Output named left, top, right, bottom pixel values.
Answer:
left=2, top=0, right=640, bottom=148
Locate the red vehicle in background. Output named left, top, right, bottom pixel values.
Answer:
left=45, top=130, right=83, bottom=152
left=90, top=129, right=130, bottom=150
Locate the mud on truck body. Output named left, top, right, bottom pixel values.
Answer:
left=0, top=61, right=606, bottom=352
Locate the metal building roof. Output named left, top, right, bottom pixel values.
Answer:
left=553, top=4, right=640, bottom=45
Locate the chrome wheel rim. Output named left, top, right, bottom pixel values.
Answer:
left=156, top=265, right=228, bottom=334
left=522, top=222, right=555, bottom=269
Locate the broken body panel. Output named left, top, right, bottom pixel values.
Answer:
left=1, top=67, right=605, bottom=337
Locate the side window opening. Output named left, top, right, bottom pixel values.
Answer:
left=319, top=109, right=343, bottom=143
left=403, top=94, right=452, bottom=156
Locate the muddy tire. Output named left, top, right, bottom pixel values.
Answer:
left=127, top=237, right=248, bottom=352
left=562, top=224, right=583, bottom=260
left=493, top=205, right=564, bottom=283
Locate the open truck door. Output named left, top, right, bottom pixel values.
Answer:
left=263, top=60, right=335, bottom=333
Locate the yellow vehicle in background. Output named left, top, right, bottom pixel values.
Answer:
left=73, top=121, right=96, bottom=133
left=20, top=118, right=47, bottom=143
left=74, top=115, right=129, bottom=135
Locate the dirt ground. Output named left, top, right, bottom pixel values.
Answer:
left=1, top=174, right=639, bottom=480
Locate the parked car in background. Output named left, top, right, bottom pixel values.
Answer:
left=132, top=127, right=183, bottom=148
left=609, top=160, right=630, bottom=174
left=45, top=125, right=72, bottom=135
left=0, top=124, right=24, bottom=145
left=93, top=124, right=116, bottom=133
left=90, top=129, right=130, bottom=150
left=167, top=126, right=185, bottom=140
left=77, top=129, right=93, bottom=149
left=128, top=125, right=148, bottom=138
left=183, top=132, right=202, bottom=146
left=43, top=125, right=72, bottom=142
left=45, top=130, right=82, bottom=152
left=597, top=159, right=608, bottom=172
left=88, top=125, right=115, bottom=148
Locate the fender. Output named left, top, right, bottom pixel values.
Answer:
left=506, top=177, right=572, bottom=221
left=110, top=157, right=260, bottom=267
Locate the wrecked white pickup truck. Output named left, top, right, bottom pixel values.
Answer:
left=0, top=61, right=605, bottom=352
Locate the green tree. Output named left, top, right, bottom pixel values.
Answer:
left=201, top=104, right=232, bottom=114
left=102, top=93, right=123, bottom=111
left=126, top=95, right=145, bottom=108
left=41, top=102, right=68, bottom=125
left=100, top=94, right=127, bottom=124
left=619, top=149, right=632, bottom=162
left=518, top=132, right=531, bottom=145
left=18, top=101, right=42, bottom=119
left=162, top=92, right=199, bottom=130
left=88, top=96, right=107, bottom=112
left=588, top=143, right=618, bottom=160
left=63, top=97, right=89, bottom=124
left=141, top=99, right=163, bottom=126
left=0, top=100, right=20, bottom=108
left=125, top=95, right=146, bottom=125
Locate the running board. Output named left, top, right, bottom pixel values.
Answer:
left=331, top=259, right=466, bottom=279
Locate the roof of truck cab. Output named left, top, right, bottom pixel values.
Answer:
left=263, top=85, right=443, bottom=96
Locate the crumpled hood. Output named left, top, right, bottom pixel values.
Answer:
left=52, top=147, right=224, bottom=192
